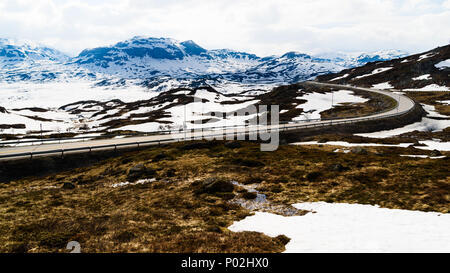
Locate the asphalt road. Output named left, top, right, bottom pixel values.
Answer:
left=0, top=82, right=415, bottom=160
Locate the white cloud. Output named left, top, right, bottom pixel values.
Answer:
left=0, top=0, right=449, bottom=56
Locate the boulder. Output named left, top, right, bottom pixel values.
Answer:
left=224, top=141, right=241, bottom=149
left=127, top=164, right=155, bottom=182
left=350, top=147, right=368, bottom=155
left=62, top=182, right=76, bottom=189
left=328, top=163, right=349, bottom=172
left=242, top=191, right=257, bottom=200
left=196, top=177, right=234, bottom=194
left=152, top=153, right=168, bottom=162
left=430, top=149, right=442, bottom=157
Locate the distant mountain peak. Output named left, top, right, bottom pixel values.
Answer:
left=180, top=40, right=207, bottom=56
left=281, top=52, right=312, bottom=59
left=0, top=38, right=69, bottom=63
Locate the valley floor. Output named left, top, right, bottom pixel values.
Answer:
left=0, top=139, right=448, bottom=252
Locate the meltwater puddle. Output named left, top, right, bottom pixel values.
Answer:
left=230, top=181, right=306, bottom=216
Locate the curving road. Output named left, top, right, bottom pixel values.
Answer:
left=0, top=82, right=416, bottom=160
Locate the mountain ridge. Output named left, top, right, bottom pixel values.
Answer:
left=317, top=44, right=450, bottom=91
left=0, top=36, right=409, bottom=88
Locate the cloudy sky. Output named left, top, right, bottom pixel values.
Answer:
left=1, top=0, right=449, bottom=57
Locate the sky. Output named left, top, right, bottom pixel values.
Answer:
left=0, top=0, right=449, bottom=57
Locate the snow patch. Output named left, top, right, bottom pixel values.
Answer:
left=356, top=118, right=450, bottom=138
left=416, top=140, right=450, bottom=151
left=354, top=67, right=393, bottom=79
left=293, top=90, right=368, bottom=121
left=330, top=74, right=349, bottom=81
left=418, top=53, right=436, bottom=61
left=404, top=84, right=449, bottom=91
left=111, top=178, right=156, bottom=188
left=400, top=155, right=446, bottom=159
left=291, top=141, right=413, bottom=148
left=421, top=104, right=449, bottom=118
left=435, top=59, right=450, bottom=69
left=372, top=82, right=393, bottom=89
left=113, top=122, right=162, bottom=132
left=412, top=74, right=431, bottom=81
left=228, top=202, right=450, bottom=253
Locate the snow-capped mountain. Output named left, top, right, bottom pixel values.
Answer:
left=0, top=38, right=68, bottom=63
left=0, top=36, right=408, bottom=88
left=69, top=36, right=409, bottom=86
left=71, top=36, right=264, bottom=80
left=317, top=44, right=450, bottom=91
left=0, top=38, right=97, bottom=83
left=315, top=49, right=409, bottom=67
left=228, top=52, right=347, bottom=83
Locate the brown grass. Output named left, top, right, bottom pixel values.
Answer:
left=0, top=140, right=448, bottom=253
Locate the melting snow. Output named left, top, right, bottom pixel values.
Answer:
left=404, top=84, right=450, bottom=91
left=435, top=59, right=450, bottom=69
left=111, top=178, right=156, bottom=188
left=0, top=81, right=156, bottom=109
left=228, top=202, right=450, bottom=253
left=291, top=141, right=413, bottom=148
left=329, top=74, right=349, bottom=81
left=400, top=155, right=446, bottom=159
left=292, top=90, right=368, bottom=121
left=113, top=122, right=162, bottom=132
left=421, top=104, right=449, bottom=118
left=354, top=67, right=393, bottom=79
left=418, top=53, right=436, bottom=61
left=372, top=82, right=393, bottom=89
left=412, top=74, right=431, bottom=81
left=356, top=118, right=450, bottom=138
left=416, top=140, right=450, bottom=151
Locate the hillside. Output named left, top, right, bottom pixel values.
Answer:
left=317, top=44, right=450, bottom=91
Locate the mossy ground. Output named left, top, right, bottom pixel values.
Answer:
left=0, top=138, right=448, bottom=253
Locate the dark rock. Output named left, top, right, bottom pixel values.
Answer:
left=430, top=149, right=442, bottom=157
left=129, top=163, right=145, bottom=172
left=306, top=171, right=322, bottom=182
left=215, top=192, right=236, bottom=200
left=196, top=177, right=235, bottom=194
left=153, top=153, right=168, bottom=162
left=242, top=191, right=257, bottom=200
left=350, top=147, right=368, bottom=155
left=224, top=141, right=241, bottom=149
left=166, top=168, right=176, bottom=177
left=0, top=124, right=26, bottom=129
left=242, top=176, right=264, bottom=184
left=0, top=106, right=7, bottom=114
left=62, top=182, right=76, bottom=189
left=127, top=164, right=156, bottom=182
left=180, top=141, right=218, bottom=150
left=269, top=184, right=283, bottom=193
left=328, top=163, right=349, bottom=172
left=231, top=158, right=265, bottom=167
